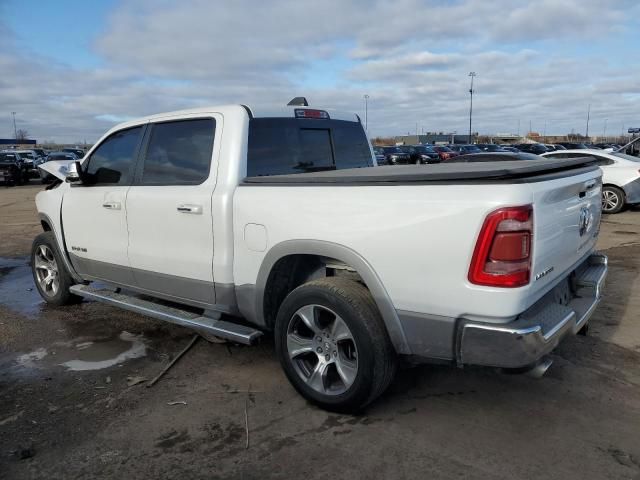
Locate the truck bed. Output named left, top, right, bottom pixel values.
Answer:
left=244, top=157, right=598, bottom=184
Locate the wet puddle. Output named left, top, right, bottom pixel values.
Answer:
left=16, top=331, right=147, bottom=371
left=0, top=256, right=44, bottom=316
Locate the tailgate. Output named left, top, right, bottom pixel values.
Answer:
left=529, top=169, right=602, bottom=298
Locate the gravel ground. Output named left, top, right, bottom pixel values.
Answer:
left=1, top=184, right=639, bottom=480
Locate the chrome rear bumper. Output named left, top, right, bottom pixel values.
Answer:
left=458, top=253, right=607, bottom=369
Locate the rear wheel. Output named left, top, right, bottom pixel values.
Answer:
left=602, top=186, right=625, bottom=214
left=31, top=232, right=82, bottom=306
left=275, top=277, right=396, bottom=413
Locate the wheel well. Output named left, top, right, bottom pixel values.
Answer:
left=262, top=254, right=364, bottom=329
left=41, top=220, right=52, bottom=232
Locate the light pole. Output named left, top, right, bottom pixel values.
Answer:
left=468, top=72, right=476, bottom=143
left=11, top=112, right=17, bottom=141
left=585, top=104, right=591, bottom=139
left=363, top=94, right=369, bottom=133
left=603, top=118, right=608, bottom=140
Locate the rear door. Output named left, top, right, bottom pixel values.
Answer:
left=125, top=115, right=219, bottom=306
left=62, top=126, right=144, bottom=283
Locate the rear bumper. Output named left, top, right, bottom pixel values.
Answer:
left=458, top=253, right=607, bottom=369
left=622, top=178, right=640, bottom=204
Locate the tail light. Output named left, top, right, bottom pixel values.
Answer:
left=468, top=205, right=533, bottom=288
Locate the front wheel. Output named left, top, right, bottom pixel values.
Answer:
left=602, top=186, right=625, bottom=214
left=31, top=232, right=82, bottom=306
left=275, top=277, right=397, bottom=413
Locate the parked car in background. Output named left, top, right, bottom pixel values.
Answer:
left=558, top=142, right=588, bottom=150
left=552, top=144, right=567, bottom=150
left=0, top=152, right=29, bottom=187
left=477, top=144, right=508, bottom=152
left=379, top=146, right=411, bottom=165
left=447, top=152, right=542, bottom=163
left=372, top=147, right=386, bottom=165
left=32, top=148, right=47, bottom=159
left=62, top=148, right=86, bottom=159
left=542, top=149, right=640, bottom=213
left=500, top=146, right=521, bottom=153
left=515, top=143, right=549, bottom=155
left=1, top=150, right=39, bottom=180
left=448, top=144, right=483, bottom=154
left=431, top=145, right=459, bottom=161
left=400, top=145, right=440, bottom=164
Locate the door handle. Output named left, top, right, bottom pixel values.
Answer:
left=177, top=204, right=203, bottom=214
left=102, top=202, right=121, bottom=210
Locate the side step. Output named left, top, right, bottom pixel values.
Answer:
left=69, top=284, right=263, bottom=345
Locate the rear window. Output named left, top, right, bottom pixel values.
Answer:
left=247, top=118, right=372, bottom=176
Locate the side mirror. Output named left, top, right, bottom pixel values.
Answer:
left=66, top=161, right=82, bottom=183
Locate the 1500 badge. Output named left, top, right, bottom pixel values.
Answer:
left=71, top=246, right=87, bottom=253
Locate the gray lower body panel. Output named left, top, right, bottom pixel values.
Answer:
left=68, top=253, right=239, bottom=314
left=396, top=311, right=456, bottom=360
left=622, top=178, right=640, bottom=204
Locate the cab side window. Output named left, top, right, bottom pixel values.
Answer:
left=84, top=127, right=142, bottom=185
left=140, top=118, right=215, bottom=185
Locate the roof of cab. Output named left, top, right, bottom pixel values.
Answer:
left=107, top=104, right=360, bottom=133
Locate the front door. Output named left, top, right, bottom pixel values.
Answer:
left=62, top=126, right=144, bottom=284
left=125, top=116, right=218, bottom=307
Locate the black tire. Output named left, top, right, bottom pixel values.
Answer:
left=275, top=277, right=397, bottom=413
left=602, top=185, right=625, bottom=214
left=31, top=232, right=82, bottom=306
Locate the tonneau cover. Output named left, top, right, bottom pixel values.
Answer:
left=244, top=157, right=598, bottom=184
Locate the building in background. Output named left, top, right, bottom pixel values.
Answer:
left=0, top=138, right=37, bottom=147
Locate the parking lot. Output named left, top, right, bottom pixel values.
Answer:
left=1, top=184, right=639, bottom=479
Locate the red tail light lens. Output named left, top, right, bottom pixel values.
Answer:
left=468, top=205, right=533, bottom=287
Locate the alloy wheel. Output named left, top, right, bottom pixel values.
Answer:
left=34, top=245, right=59, bottom=297
left=602, top=190, right=620, bottom=212
left=286, top=304, right=358, bottom=396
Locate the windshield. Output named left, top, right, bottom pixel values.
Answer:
left=612, top=152, right=640, bottom=163
left=17, top=152, right=35, bottom=159
left=433, top=146, right=452, bottom=152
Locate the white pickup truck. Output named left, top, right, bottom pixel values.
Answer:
left=34, top=100, right=607, bottom=412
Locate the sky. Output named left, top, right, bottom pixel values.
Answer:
left=1, top=0, right=639, bottom=143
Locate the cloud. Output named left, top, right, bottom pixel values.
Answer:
left=1, top=0, right=639, bottom=142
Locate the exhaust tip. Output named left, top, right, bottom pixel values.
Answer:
left=525, top=357, right=553, bottom=379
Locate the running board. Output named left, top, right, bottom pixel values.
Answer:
left=69, top=284, right=262, bottom=345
